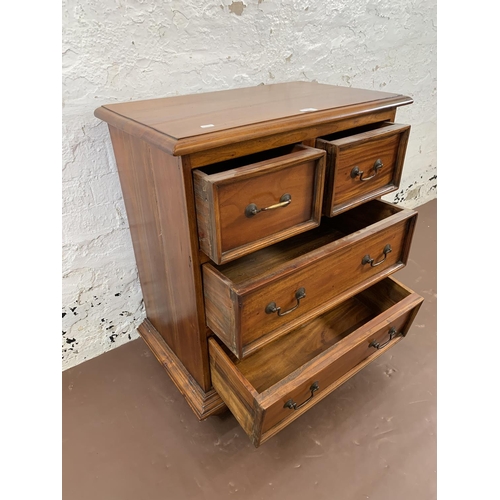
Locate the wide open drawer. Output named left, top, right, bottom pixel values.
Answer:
left=316, top=122, right=410, bottom=216
left=209, top=277, right=423, bottom=447
left=203, top=199, right=417, bottom=358
left=193, top=144, right=326, bottom=264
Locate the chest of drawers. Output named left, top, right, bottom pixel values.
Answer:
left=95, top=81, right=423, bottom=447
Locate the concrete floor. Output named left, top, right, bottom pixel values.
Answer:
left=63, top=199, right=436, bottom=500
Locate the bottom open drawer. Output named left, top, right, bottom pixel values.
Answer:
left=209, top=277, right=423, bottom=447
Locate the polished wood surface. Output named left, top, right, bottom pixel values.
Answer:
left=102, top=82, right=409, bottom=140
left=209, top=277, right=424, bottom=446
left=94, top=82, right=420, bottom=446
left=95, top=82, right=411, bottom=157
left=317, top=122, right=410, bottom=216
left=203, top=200, right=417, bottom=358
left=237, top=297, right=376, bottom=392
left=187, top=107, right=398, bottom=168
left=193, top=144, right=325, bottom=264
left=108, top=126, right=210, bottom=390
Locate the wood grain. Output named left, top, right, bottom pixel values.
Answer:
left=317, top=122, right=410, bottom=216
left=202, top=265, right=238, bottom=352
left=203, top=200, right=417, bottom=358
left=238, top=222, right=409, bottom=345
left=108, top=126, right=211, bottom=390
left=185, top=107, right=398, bottom=167
left=259, top=308, right=416, bottom=436
left=193, top=144, right=326, bottom=264
left=208, top=277, right=424, bottom=447
left=209, top=338, right=261, bottom=439
left=102, top=82, right=409, bottom=140
left=355, top=275, right=411, bottom=312
left=235, top=297, right=376, bottom=392
left=94, top=82, right=419, bottom=442
left=258, top=337, right=402, bottom=445
left=95, top=82, right=411, bottom=158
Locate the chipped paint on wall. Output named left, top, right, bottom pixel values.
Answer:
left=228, top=1, right=246, bottom=16
left=62, top=0, right=436, bottom=370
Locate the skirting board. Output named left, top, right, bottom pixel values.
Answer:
left=138, top=319, right=226, bottom=420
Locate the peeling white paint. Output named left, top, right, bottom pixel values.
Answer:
left=62, top=0, right=436, bottom=370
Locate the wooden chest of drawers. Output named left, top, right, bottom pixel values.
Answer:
left=95, top=81, right=423, bottom=447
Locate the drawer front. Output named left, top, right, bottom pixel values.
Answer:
left=317, top=122, right=410, bottom=216
left=193, top=145, right=326, bottom=264
left=259, top=304, right=415, bottom=436
left=203, top=202, right=417, bottom=358
left=209, top=278, right=424, bottom=447
left=240, top=219, right=409, bottom=347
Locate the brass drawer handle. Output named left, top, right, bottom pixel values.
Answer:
left=362, top=244, right=392, bottom=267
left=369, top=327, right=404, bottom=350
left=351, top=159, right=383, bottom=181
left=265, top=288, right=306, bottom=317
left=283, top=382, right=319, bottom=410
left=245, top=193, right=292, bottom=218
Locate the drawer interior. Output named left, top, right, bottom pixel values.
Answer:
left=318, top=121, right=392, bottom=142
left=196, top=144, right=306, bottom=175
left=214, top=277, right=414, bottom=394
left=212, top=199, right=402, bottom=284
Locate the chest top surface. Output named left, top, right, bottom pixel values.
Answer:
left=98, top=82, right=411, bottom=138
left=95, top=81, right=412, bottom=157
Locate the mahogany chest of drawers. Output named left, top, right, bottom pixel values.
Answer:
left=95, top=82, right=423, bottom=447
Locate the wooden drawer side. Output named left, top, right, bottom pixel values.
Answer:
left=203, top=265, right=240, bottom=354
left=193, top=170, right=217, bottom=260
left=209, top=338, right=262, bottom=443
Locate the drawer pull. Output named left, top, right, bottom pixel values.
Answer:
left=362, top=244, right=392, bottom=267
left=245, top=193, right=292, bottom=218
left=265, top=287, right=306, bottom=317
left=284, top=381, right=319, bottom=410
left=369, top=327, right=403, bottom=350
left=351, top=159, right=383, bottom=181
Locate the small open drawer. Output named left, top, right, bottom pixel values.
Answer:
left=316, top=122, right=410, bottom=216
left=193, top=144, right=326, bottom=264
left=209, top=277, right=423, bottom=447
left=203, top=199, right=417, bottom=359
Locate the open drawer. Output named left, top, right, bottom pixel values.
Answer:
left=203, top=199, right=417, bottom=358
left=316, top=122, right=410, bottom=216
left=193, top=144, right=326, bottom=264
left=209, top=277, right=423, bottom=447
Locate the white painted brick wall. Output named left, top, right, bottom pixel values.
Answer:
left=62, top=0, right=437, bottom=369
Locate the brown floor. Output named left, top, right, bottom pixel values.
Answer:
left=63, top=199, right=436, bottom=500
